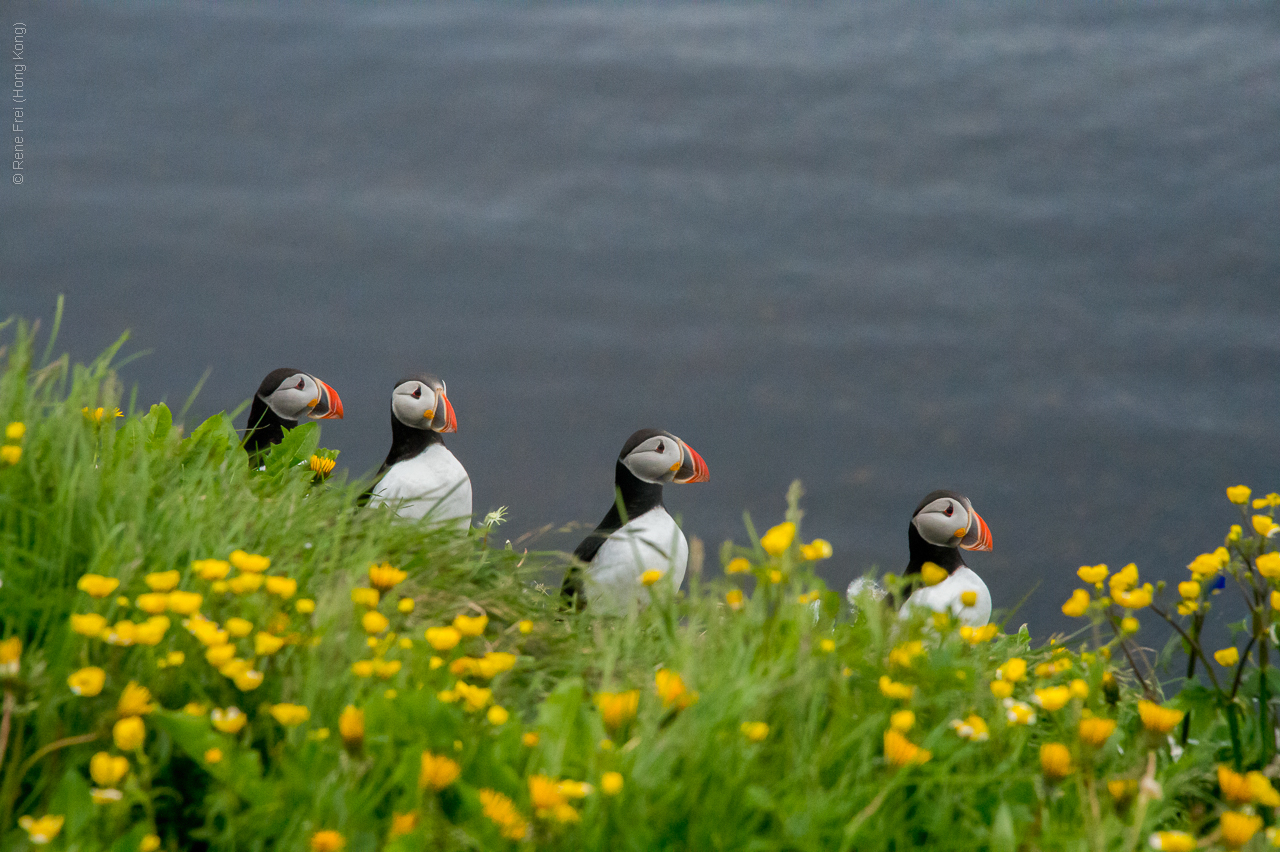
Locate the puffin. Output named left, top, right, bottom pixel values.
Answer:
left=561, top=428, right=709, bottom=613
left=899, top=489, right=994, bottom=626
left=243, top=368, right=344, bottom=462
left=365, top=373, right=471, bottom=530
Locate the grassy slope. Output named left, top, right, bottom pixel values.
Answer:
left=0, top=315, right=1260, bottom=851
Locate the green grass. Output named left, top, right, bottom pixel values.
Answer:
left=0, top=312, right=1275, bottom=851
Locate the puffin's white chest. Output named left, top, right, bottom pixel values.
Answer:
left=900, top=566, right=992, bottom=626
left=584, top=507, right=688, bottom=614
left=369, top=444, right=472, bottom=530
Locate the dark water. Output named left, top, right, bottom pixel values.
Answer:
left=3, top=1, right=1278, bottom=643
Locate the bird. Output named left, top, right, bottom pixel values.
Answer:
left=365, top=373, right=471, bottom=530
left=243, top=368, right=343, bottom=462
left=561, top=428, right=709, bottom=614
left=899, top=489, right=993, bottom=626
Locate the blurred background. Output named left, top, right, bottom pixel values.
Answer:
left=3, top=1, right=1278, bottom=644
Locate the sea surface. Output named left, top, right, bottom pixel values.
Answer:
left=3, top=1, right=1278, bottom=645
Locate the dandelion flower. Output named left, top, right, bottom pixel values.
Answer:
left=1040, top=742, right=1073, bottom=779
left=1137, top=701, right=1184, bottom=733
left=760, top=522, right=796, bottom=556
left=883, top=729, right=931, bottom=766
left=479, top=788, right=528, bottom=840
left=601, top=771, right=624, bottom=795
left=309, top=454, right=336, bottom=477
left=596, top=690, right=640, bottom=731
left=113, top=716, right=146, bottom=750
left=369, top=563, right=407, bottom=591
left=1078, top=717, right=1116, bottom=747
left=419, top=751, right=461, bottom=791
left=725, top=589, right=744, bottom=610
left=725, top=557, right=751, bottom=574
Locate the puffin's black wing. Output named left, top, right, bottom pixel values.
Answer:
left=560, top=504, right=626, bottom=609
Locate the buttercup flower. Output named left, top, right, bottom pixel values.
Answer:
left=1079, top=716, right=1117, bottom=746
left=140, top=835, right=161, bottom=852
left=167, top=590, right=203, bottom=614
left=454, top=681, right=492, bottom=712
left=883, top=728, right=931, bottom=766
left=453, top=613, right=488, bottom=636
left=522, top=732, right=540, bottom=747
left=1004, top=699, right=1036, bottom=726
left=113, top=716, right=146, bottom=750
left=229, top=550, right=270, bottom=572
left=233, top=669, right=264, bottom=691
left=725, top=589, right=744, bottom=610
left=419, top=751, right=461, bottom=791
left=1033, top=686, right=1071, bottom=712
left=960, top=624, right=999, bottom=644
left=135, top=593, right=168, bottom=614
left=487, top=705, right=510, bottom=725
left=204, top=747, right=222, bottom=763
left=228, top=574, right=263, bottom=594
left=309, top=830, right=346, bottom=852
left=296, top=598, right=316, bottom=614
left=1062, top=591, right=1089, bottom=619
left=193, top=559, right=231, bottom=580
left=1108, top=563, right=1139, bottom=597
left=741, top=721, right=769, bottom=741
left=1121, top=616, right=1139, bottom=634
left=265, top=576, right=297, bottom=598
left=1040, top=742, right=1073, bottom=779
left=601, top=771, right=624, bottom=795
left=369, top=563, right=407, bottom=591
left=18, top=815, right=64, bottom=845
left=211, top=706, right=248, bottom=733
left=1109, top=779, right=1139, bottom=800
left=640, top=569, right=663, bottom=586
left=90, top=752, right=129, bottom=786
left=0, top=636, right=21, bottom=675
left=389, top=811, right=418, bottom=838
left=518, top=619, right=533, bottom=634
left=879, top=676, right=914, bottom=700
left=1137, top=701, right=1184, bottom=733
left=1248, top=771, right=1280, bottom=808
left=0, top=445, right=20, bottom=465
left=91, top=788, right=123, bottom=804
left=117, top=682, right=155, bottom=716
left=920, top=562, right=948, bottom=586
left=1227, top=485, right=1252, bottom=505
left=949, top=714, right=990, bottom=742
left=1148, top=831, right=1195, bottom=852
left=255, top=632, right=285, bottom=655
left=1177, top=581, right=1201, bottom=599
left=351, top=661, right=375, bottom=678
left=425, top=626, right=461, bottom=650
left=760, top=522, right=796, bottom=556
left=5, top=421, right=25, bottom=440
left=1253, top=515, right=1279, bottom=537
left=801, top=539, right=833, bottom=560
left=888, top=641, right=925, bottom=668
left=144, top=570, right=180, bottom=592
left=1077, top=564, right=1109, bottom=585
left=1215, top=647, right=1241, bottom=667
left=890, top=710, right=915, bottom=732
left=397, top=597, right=415, bottom=613
left=656, top=669, right=696, bottom=708
left=1257, top=552, right=1280, bottom=579
left=1219, top=811, right=1261, bottom=848
left=1114, top=583, right=1153, bottom=610
left=269, top=703, right=310, bottom=726
left=479, top=788, right=528, bottom=840
left=996, top=658, right=1027, bottom=683
left=70, top=613, right=107, bottom=637
left=339, top=705, right=364, bottom=748
left=725, top=557, right=751, bottom=574
left=596, top=690, right=640, bottom=730
left=78, top=574, right=120, bottom=598
left=362, top=611, right=390, bottom=635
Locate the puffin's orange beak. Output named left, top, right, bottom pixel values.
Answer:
left=438, top=392, right=458, bottom=433
left=673, top=441, right=710, bottom=483
left=312, top=380, right=344, bottom=420
left=960, top=508, right=992, bottom=551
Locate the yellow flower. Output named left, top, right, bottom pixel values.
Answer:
left=117, top=682, right=155, bottom=716
left=769, top=569, right=783, bottom=584
left=166, top=590, right=203, bottom=614
left=205, top=643, right=236, bottom=666
left=1220, top=811, right=1262, bottom=848
left=296, top=598, right=316, bottom=614
left=1039, top=742, right=1073, bottom=780
left=269, top=703, right=310, bottom=726
left=1114, top=583, right=1153, bottom=610
left=229, top=550, right=270, bottom=572
left=0, top=445, right=20, bottom=465
left=1258, top=552, right=1280, bottom=579
left=1058, top=588, right=1090, bottom=617
left=1108, top=779, right=1138, bottom=800
left=955, top=590, right=977, bottom=608
left=1004, top=699, right=1036, bottom=726
left=919, top=562, right=947, bottom=586
left=596, top=690, right=640, bottom=730
left=801, top=539, right=833, bottom=560
left=653, top=668, right=691, bottom=707
left=529, top=775, right=566, bottom=814
left=211, top=706, right=247, bottom=733
left=1227, top=485, right=1252, bottom=504
left=362, top=611, right=390, bottom=635
left=1077, top=564, right=1109, bottom=584
left=1219, top=765, right=1253, bottom=804
left=1215, top=647, right=1241, bottom=667
left=228, top=574, right=263, bottom=594
left=888, top=640, right=925, bottom=668
left=373, top=659, right=401, bottom=679
left=878, top=675, right=914, bottom=700
left=5, top=421, right=25, bottom=440
left=103, top=620, right=137, bottom=646
left=263, top=576, right=296, bottom=599
left=308, top=454, right=336, bottom=477
left=253, top=632, right=285, bottom=655
left=1177, top=580, right=1201, bottom=599
left=351, top=660, right=375, bottom=678
left=1069, top=678, right=1089, bottom=699
left=388, top=811, right=418, bottom=838
left=820, top=638, right=836, bottom=653
left=144, top=570, right=180, bottom=592
left=1147, top=832, right=1196, bottom=852
left=1188, top=549, right=1229, bottom=580
left=601, top=771, right=624, bottom=795
left=1121, top=616, right=1139, bottom=634
left=484, top=704, right=509, bottom=725
left=82, top=406, right=123, bottom=423
left=454, top=681, right=492, bottom=711
left=183, top=702, right=206, bottom=716
left=369, top=563, right=408, bottom=591
left=337, top=705, right=364, bottom=748
left=397, top=597, right=415, bottom=613
left=203, top=747, right=223, bottom=763
left=77, top=574, right=120, bottom=598
left=453, top=613, right=489, bottom=636
left=640, top=569, right=663, bottom=586
left=725, top=589, right=744, bottom=610
left=890, top=710, right=915, bottom=732
left=479, top=788, right=528, bottom=840
left=0, top=636, right=20, bottom=675
left=960, top=624, right=999, bottom=644
left=193, top=559, right=231, bottom=580
left=725, top=557, right=751, bottom=574
left=425, top=626, right=461, bottom=650
left=233, top=669, right=264, bottom=691
left=309, top=830, right=347, bottom=852
left=140, top=834, right=161, bottom=852
left=1177, top=600, right=1200, bottom=616
left=1247, top=771, right=1280, bottom=807
left=883, top=728, right=931, bottom=766
left=1254, top=515, right=1279, bottom=537
left=740, top=721, right=769, bottom=742
left=518, top=619, right=533, bottom=634
left=1137, top=700, right=1184, bottom=733
left=1078, top=716, right=1116, bottom=746
left=90, top=752, right=129, bottom=786
left=18, top=815, right=65, bottom=845
left=997, top=658, right=1027, bottom=683
left=949, top=714, right=990, bottom=742
left=1108, top=563, right=1139, bottom=596
left=135, top=593, right=168, bottom=614
left=113, top=716, right=146, bottom=750
left=522, top=731, right=540, bottom=747
left=70, top=613, right=107, bottom=637
left=760, top=522, right=796, bottom=556
left=133, top=615, right=169, bottom=646
left=161, top=651, right=185, bottom=667
left=419, top=751, right=461, bottom=791
left=1032, top=686, right=1071, bottom=712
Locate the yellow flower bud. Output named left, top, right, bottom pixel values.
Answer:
left=760, top=522, right=796, bottom=556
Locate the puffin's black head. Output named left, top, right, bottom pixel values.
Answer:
left=911, top=490, right=993, bottom=552
left=389, top=373, right=457, bottom=434
left=255, top=368, right=344, bottom=422
left=617, top=428, right=709, bottom=485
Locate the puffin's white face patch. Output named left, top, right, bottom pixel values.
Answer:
left=622, top=435, right=684, bottom=484
left=913, top=496, right=971, bottom=547
left=264, top=373, right=318, bottom=420
left=391, top=381, right=437, bottom=429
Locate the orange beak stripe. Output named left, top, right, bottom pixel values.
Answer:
left=961, top=509, right=993, bottom=552
left=439, top=393, right=458, bottom=434
left=675, top=442, right=710, bottom=483
left=313, top=380, right=344, bottom=420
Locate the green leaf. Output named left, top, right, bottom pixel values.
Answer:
left=263, top=422, right=319, bottom=478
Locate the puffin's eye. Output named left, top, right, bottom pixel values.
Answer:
left=295, top=380, right=305, bottom=390
left=944, top=505, right=954, bottom=517
left=412, top=387, right=422, bottom=399
left=656, top=441, right=665, bottom=453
